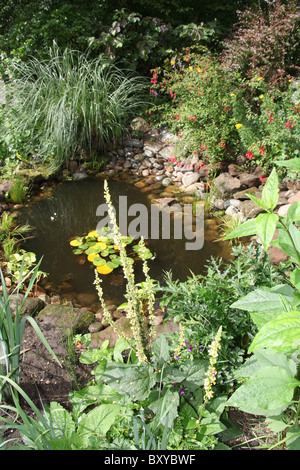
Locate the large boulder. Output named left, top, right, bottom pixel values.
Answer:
left=38, top=304, right=95, bottom=335
left=213, top=173, right=241, bottom=198
left=9, top=294, right=45, bottom=317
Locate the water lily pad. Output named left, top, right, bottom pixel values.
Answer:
left=88, top=230, right=98, bottom=238
left=73, top=248, right=83, bottom=255
left=92, top=256, right=106, bottom=267
left=87, top=253, right=97, bottom=262
left=106, top=260, right=119, bottom=269
left=96, top=264, right=114, bottom=275
left=70, top=238, right=82, bottom=247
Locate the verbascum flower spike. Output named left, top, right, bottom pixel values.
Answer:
left=102, top=180, right=149, bottom=363
left=203, top=326, right=222, bottom=403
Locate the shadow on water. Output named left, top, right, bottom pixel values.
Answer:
left=18, top=177, right=231, bottom=305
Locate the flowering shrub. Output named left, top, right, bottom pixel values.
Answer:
left=231, top=75, right=300, bottom=176
left=221, top=0, right=300, bottom=87
left=148, top=47, right=243, bottom=164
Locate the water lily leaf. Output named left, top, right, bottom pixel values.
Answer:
left=96, top=264, right=114, bottom=275
left=92, top=256, right=106, bottom=267
left=79, top=243, right=90, bottom=250
left=73, top=249, right=83, bottom=255
left=70, top=239, right=82, bottom=247
left=106, top=260, right=118, bottom=269
left=88, top=231, right=99, bottom=238
left=87, top=253, right=97, bottom=262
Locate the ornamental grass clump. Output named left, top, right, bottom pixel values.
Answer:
left=6, top=43, right=148, bottom=169
left=94, top=180, right=156, bottom=363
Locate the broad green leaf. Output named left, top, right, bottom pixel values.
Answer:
left=151, top=334, right=171, bottom=367
left=48, top=402, right=75, bottom=438
left=104, top=362, right=155, bottom=401
left=164, top=359, right=209, bottom=391
left=231, top=287, right=292, bottom=314
left=278, top=224, right=300, bottom=264
left=77, top=404, right=122, bottom=446
left=275, top=158, right=300, bottom=172
left=248, top=310, right=300, bottom=354
left=287, top=201, right=300, bottom=225
left=234, top=349, right=297, bottom=379
left=261, top=168, right=279, bottom=211
left=227, top=366, right=300, bottom=416
left=256, top=212, right=278, bottom=251
left=286, top=423, right=300, bottom=450
left=148, top=388, right=179, bottom=428
left=246, top=193, right=267, bottom=211
left=223, top=218, right=257, bottom=240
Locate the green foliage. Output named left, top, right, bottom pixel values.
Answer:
left=221, top=0, right=300, bottom=86
left=231, top=76, right=300, bottom=175
left=159, top=241, right=286, bottom=386
left=148, top=46, right=242, bottom=163
left=225, top=169, right=300, bottom=449
left=5, top=44, right=148, bottom=169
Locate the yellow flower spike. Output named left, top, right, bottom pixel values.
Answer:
left=96, top=264, right=113, bottom=275
left=235, top=123, right=243, bottom=129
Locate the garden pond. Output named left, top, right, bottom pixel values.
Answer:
left=17, top=175, right=231, bottom=307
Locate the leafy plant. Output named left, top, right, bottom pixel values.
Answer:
left=224, top=168, right=300, bottom=449
left=148, top=46, right=241, bottom=163
left=230, top=76, right=300, bottom=173
left=221, top=0, right=300, bottom=87
left=0, top=259, right=61, bottom=402
left=5, top=43, right=148, bottom=169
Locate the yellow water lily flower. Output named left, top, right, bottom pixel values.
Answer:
left=96, top=264, right=113, bottom=275
left=235, top=123, right=243, bottom=130
left=70, top=239, right=81, bottom=246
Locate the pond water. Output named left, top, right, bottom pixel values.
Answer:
left=18, top=177, right=230, bottom=306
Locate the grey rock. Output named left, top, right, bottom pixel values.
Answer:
left=161, top=177, right=173, bottom=186
left=123, top=138, right=144, bottom=148
left=182, top=172, right=200, bottom=188
left=239, top=200, right=264, bottom=219
left=239, top=173, right=260, bottom=188
left=38, top=304, right=95, bottom=335
left=9, top=294, right=45, bottom=317
left=213, top=173, right=241, bottom=198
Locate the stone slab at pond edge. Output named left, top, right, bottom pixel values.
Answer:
left=38, top=304, right=95, bottom=335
